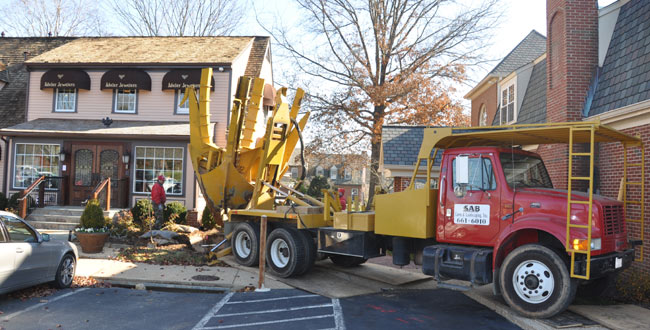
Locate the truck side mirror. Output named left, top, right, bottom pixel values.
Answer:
left=455, top=155, right=469, bottom=185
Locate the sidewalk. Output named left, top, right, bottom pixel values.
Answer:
left=69, top=242, right=648, bottom=330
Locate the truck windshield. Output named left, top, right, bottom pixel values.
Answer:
left=499, top=152, right=553, bottom=189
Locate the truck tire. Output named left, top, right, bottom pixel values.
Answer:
left=499, top=244, right=577, bottom=319
left=266, top=228, right=306, bottom=278
left=329, top=254, right=367, bottom=267
left=296, top=230, right=316, bottom=275
left=232, top=222, right=260, bottom=267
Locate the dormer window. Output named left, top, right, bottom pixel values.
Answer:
left=344, top=168, right=351, bottom=180
left=479, top=104, right=487, bottom=126
left=316, top=166, right=324, bottom=177
left=54, top=88, right=77, bottom=112
left=114, top=89, right=137, bottom=113
left=330, top=166, right=337, bottom=180
left=500, top=82, right=515, bottom=124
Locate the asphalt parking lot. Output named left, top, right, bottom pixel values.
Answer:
left=0, top=287, right=519, bottom=330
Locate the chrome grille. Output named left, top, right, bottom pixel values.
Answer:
left=602, top=205, right=624, bottom=236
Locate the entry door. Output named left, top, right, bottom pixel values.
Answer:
left=70, top=144, right=123, bottom=206
left=442, top=154, right=501, bottom=245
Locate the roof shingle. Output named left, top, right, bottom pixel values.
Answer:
left=382, top=126, right=442, bottom=167
left=487, top=30, right=546, bottom=78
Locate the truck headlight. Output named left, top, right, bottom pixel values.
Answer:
left=572, top=238, right=601, bottom=251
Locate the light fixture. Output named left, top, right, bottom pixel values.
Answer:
left=58, top=149, right=67, bottom=162
left=218, top=67, right=224, bottom=72
left=122, top=152, right=130, bottom=164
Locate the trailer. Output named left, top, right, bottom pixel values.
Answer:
left=186, top=68, right=644, bottom=318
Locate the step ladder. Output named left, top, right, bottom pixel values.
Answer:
left=566, top=125, right=596, bottom=280
left=623, top=141, right=645, bottom=262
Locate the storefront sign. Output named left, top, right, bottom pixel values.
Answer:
left=100, top=69, right=151, bottom=91
left=162, top=69, right=214, bottom=91
left=40, top=69, right=91, bottom=90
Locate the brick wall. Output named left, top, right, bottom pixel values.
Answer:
left=471, top=84, right=498, bottom=126
left=597, top=123, right=650, bottom=274
left=393, top=177, right=410, bottom=193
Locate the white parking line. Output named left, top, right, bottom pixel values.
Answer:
left=225, top=294, right=318, bottom=304
left=332, top=298, right=346, bottom=330
left=192, top=292, right=234, bottom=330
left=2, top=288, right=89, bottom=322
left=217, top=303, right=333, bottom=317
left=202, top=314, right=334, bottom=329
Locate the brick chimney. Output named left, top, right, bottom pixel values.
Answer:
left=543, top=0, right=599, bottom=190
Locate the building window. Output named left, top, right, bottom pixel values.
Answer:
left=500, top=83, right=515, bottom=124
left=291, top=167, right=299, bottom=179
left=54, top=88, right=76, bottom=112
left=13, top=143, right=60, bottom=189
left=344, top=168, right=351, bottom=180
left=316, top=166, right=324, bottom=177
left=330, top=166, right=337, bottom=180
left=134, top=146, right=184, bottom=195
left=479, top=104, right=487, bottom=126
left=351, top=188, right=358, bottom=196
left=176, top=90, right=189, bottom=114
left=114, top=89, right=137, bottom=113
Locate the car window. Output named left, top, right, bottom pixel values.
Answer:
left=0, top=224, right=6, bottom=242
left=0, top=215, right=37, bottom=243
left=452, top=156, right=497, bottom=191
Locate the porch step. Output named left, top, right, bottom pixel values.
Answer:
left=27, top=221, right=78, bottom=231
left=30, top=214, right=82, bottom=223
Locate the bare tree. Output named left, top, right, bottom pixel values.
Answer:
left=264, top=0, right=498, bottom=207
left=111, top=0, right=247, bottom=36
left=0, top=0, right=105, bottom=36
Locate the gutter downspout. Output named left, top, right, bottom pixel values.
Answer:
left=1, top=136, right=9, bottom=195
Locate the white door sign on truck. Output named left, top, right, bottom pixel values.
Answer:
left=454, top=204, right=490, bottom=226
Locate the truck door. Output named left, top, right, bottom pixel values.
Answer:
left=441, top=154, right=501, bottom=245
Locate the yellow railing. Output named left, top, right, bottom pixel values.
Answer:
left=623, top=142, right=645, bottom=262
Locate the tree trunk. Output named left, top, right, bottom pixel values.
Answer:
left=366, top=105, right=385, bottom=210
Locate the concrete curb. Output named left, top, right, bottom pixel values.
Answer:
left=105, top=280, right=229, bottom=293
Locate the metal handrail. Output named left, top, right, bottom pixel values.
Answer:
left=91, top=177, right=111, bottom=211
left=18, top=175, right=46, bottom=218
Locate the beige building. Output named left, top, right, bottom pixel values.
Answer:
left=0, top=36, right=274, bottom=212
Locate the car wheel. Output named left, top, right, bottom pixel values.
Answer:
left=266, top=228, right=306, bottom=278
left=499, top=244, right=577, bottom=319
left=231, top=222, right=260, bottom=267
left=54, top=254, right=76, bottom=289
left=329, top=254, right=368, bottom=267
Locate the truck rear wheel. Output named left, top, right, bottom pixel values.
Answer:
left=296, top=230, right=316, bottom=275
left=266, top=228, right=306, bottom=278
left=499, top=244, right=577, bottom=319
left=232, top=222, right=260, bottom=267
left=329, top=254, right=367, bottom=267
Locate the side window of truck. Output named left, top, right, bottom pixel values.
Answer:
left=452, top=157, right=496, bottom=191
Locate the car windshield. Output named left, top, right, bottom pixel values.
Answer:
left=499, top=152, right=553, bottom=189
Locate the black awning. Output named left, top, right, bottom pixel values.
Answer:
left=100, top=69, right=151, bottom=91
left=40, top=69, right=91, bottom=90
left=162, top=69, right=215, bottom=91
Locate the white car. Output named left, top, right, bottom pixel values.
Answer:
left=0, top=211, right=78, bottom=294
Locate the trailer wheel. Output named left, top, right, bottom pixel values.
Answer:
left=329, top=254, right=367, bottom=267
left=296, top=230, right=316, bottom=275
left=266, top=228, right=306, bottom=278
left=499, top=244, right=577, bottom=319
left=232, top=222, right=260, bottom=267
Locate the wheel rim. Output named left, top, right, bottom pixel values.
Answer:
left=270, top=238, right=290, bottom=268
left=512, top=260, right=555, bottom=304
left=234, top=231, right=252, bottom=258
left=60, top=257, right=74, bottom=286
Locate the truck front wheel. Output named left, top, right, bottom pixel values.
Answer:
left=232, top=222, right=260, bottom=267
left=499, top=244, right=577, bottom=318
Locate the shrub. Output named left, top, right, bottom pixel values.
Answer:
left=7, top=193, right=20, bottom=209
left=201, top=207, right=218, bottom=230
left=80, top=199, right=106, bottom=229
left=110, top=210, right=140, bottom=237
left=616, top=269, right=650, bottom=303
left=164, top=202, right=187, bottom=224
left=0, top=192, right=7, bottom=211
left=307, top=176, right=330, bottom=198
left=132, top=199, right=153, bottom=226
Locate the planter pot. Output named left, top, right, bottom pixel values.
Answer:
left=76, top=232, right=109, bottom=253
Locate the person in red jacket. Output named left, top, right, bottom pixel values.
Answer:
left=338, top=188, right=347, bottom=211
left=151, top=175, right=166, bottom=229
